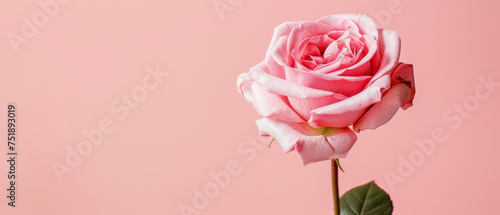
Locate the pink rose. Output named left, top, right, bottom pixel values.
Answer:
left=237, top=14, right=415, bottom=165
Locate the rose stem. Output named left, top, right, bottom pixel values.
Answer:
left=331, top=159, right=340, bottom=215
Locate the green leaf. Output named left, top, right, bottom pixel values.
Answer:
left=340, top=181, right=393, bottom=215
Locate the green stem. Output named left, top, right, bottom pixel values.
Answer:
left=332, top=159, right=340, bottom=215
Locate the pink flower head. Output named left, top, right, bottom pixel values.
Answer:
left=237, top=14, right=415, bottom=165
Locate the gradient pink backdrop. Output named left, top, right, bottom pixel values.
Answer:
left=1, top=0, right=499, bottom=214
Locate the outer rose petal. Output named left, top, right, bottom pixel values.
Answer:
left=267, top=22, right=302, bottom=53
left=270, top=35, right=294, bottom=68
left=249, top=67, right=334, bottom=99
left=288, top=93, right=347, bottom=121
left=285, top=67, right=371, bottom=96
left=265, top=22, right=302, bottom=79
left=353, top=83, right=411, bottom=132
left=391, top=63, right=415, bottom=109
left=250, top=82, right=305, bottom=122
left=352, top=63, right=415, bottom=132
left=256, top=118, right=358, bottom=165
left=237, top=72, right=253, bottom=103
left=308, top=75, right=391, bottom=128
left=369, top=29, right=401, bottom=85
left=237, top=73, right=304, bottom=122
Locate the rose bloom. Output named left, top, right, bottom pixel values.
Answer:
left=237, top=14, right=415, bottom=165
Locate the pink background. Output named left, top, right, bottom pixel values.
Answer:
left=1, top=0, right=500, bottom=214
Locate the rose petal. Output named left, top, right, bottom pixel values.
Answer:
left=265, top=22, right=302, bottom=79
left=270, top=35, right=293, bottom=68
left=368, top=29, right=401, bottom=84
left=317, top=14, right=378, bottom=40
left=287, top=21, right=337, bottom=54
left=314, top=35, right=376, bottom=75
left=310, top=55, right=327, bottom=65
left=256, top=118, right=358, bottom=165
left=308, top=75, right=392, bottom=128
left=298, top=59, right=318, bottom=70
left=250, top=82, right=305, bottom=122
left=236, top=72, right=254, bottom=102
left=391, top=63, right=415, bottom=109
left=249, top=67, right=334, bottom=99
left=316, top=14, right=362, bottom=38
left=303, top=35, right=336, bottom=57
left=353, top=83, right=412, bottom=132
left=327, top=30, right=351, bottom=41
left=323, top=40, right=342, bottom=61
left=267, top=22, right=301, bottom=54
left=296, top=127, right=358, bottom=165
left=285, top=67, right=371, bottom=97
left=238, top=71, right=306, bottom=122
left=288, top=93, right=347, bottom=121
